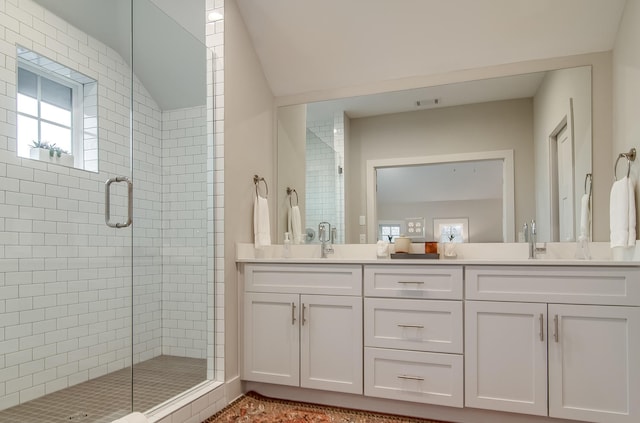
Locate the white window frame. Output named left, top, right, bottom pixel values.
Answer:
left=378, top=221, right=402, bottom=242
left=17, top=59, right=85, bottom=168
left=433, top=217, right=469, bottom=243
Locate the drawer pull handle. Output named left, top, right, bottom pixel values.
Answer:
left=291, top=303, right=296, bottom=325
left=302, top=303, right=307, bottom=326
left=539, top=313, right=544, bottom=342
left=397, top=375, right=424, bottom=381
left=397, top=324, right=424, bottom=329
left=397, top=281, right=425, bottom=285
left=553, top=314, right=559, bottom=342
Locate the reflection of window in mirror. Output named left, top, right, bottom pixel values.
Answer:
left=434, top=218, right=469, bottom=243
left=379, top=222, right=401, bottom=242
left=16, top=46, right=98, bottom=172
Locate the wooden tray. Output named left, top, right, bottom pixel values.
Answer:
left=390, top=253, right=440, bottom=259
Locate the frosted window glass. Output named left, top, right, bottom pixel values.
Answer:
left=17, top=93, right=38, bottom=117
left=41, top=102, right=72, bottom=127
left=17, top=114, right=38, bottom=157
left=41, top=122, right=71, bottom=152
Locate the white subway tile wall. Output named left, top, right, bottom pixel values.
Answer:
left=0, top=0, right=225, bottom=417
left=161, top=106, right=207, bottom=359
left=305, top=113, right=344, bottom=244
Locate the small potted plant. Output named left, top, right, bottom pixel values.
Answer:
left=30, top=140, right=74, bottom=167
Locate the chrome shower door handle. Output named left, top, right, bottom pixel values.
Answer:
left=105, top=176, right=133, bottom=228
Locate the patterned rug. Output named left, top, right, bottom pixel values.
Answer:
left=201, top=391, right=448, bottom=423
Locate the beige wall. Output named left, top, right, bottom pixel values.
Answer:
left=533, top=66, right=592, bottom=241
left=276, top=104, right=307, bottom=243
left=346, top=98, right=533, bottom=244
left=224, top=0, right=275, bottom=380
left=613, top=0, right=640, bottom=241
left=378, top=199, right=502, bottom=243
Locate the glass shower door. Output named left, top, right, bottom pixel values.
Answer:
left=130, top=0, right=209, bottom=412
left=0, top=0, right=136, bottom=421
left=0, top=0, right=212, bottom=420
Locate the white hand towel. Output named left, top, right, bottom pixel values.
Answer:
left=610, top=176, right=633, bottom=248
left=254, top=194, right=271, bottom=248
left=628, top=178, right=637, bottom=246
left=579, top=193, right=590, bottom=240
left=111, top=412, right=148, bottom=423
left=288, top=205, right=303, bottom=244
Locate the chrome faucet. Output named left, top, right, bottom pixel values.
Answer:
left=529, top=220, right=537, bottom=259
left=525, top=219, right=546, bottom=259
left=318, top=222, right=334, bottom=258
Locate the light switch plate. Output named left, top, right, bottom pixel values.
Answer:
left=404, top=217, right=425, bottom=238
left=359, top=234, right=366, bottom=243
left=359, top=215, right=366, bottom=226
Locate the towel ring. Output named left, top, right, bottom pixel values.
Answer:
left=287, top=187, right=298, bottom=207
left=614, top=148, right=636, bottom=181
left=253, top=175, right=268, bottom=197
left=584, top=173, right=592, bottom=196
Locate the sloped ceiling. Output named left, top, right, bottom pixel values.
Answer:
left=33, top=0, right=206, bottom=111
left=236, top=0, right=627, bottom=98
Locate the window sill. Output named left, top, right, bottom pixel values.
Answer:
left=29, top=147, right=74, bottom=167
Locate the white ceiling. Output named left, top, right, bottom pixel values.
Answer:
left=32, top=0, right=206, bottom=111
left=236, top=0, right=627, bottom=98
left=27, top=1, right=628, bottom=112
left=307, top=71, right=546, bottom=121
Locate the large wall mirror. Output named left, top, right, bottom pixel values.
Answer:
left=277, top=66, right=592, bottom=244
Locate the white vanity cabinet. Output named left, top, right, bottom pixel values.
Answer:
left=465, top=266, right=640, bottom=423
left=242, top=264, right=363, bottom=394
left=363, top=265, right=464, bottom=407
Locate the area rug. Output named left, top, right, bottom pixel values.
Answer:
left=201, top=391, right=449, bottom=423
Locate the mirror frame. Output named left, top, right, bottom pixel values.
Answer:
left=366, top=149, right=515, bottom=243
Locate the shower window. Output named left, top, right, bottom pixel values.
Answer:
left=16, top=47, right=99, bottom=172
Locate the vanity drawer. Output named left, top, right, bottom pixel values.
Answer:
left=364, top=298, right=462, bottom=353
left=244, top=263, right=362, bottom=295
left=465, top=266, right=640, bottom=305
left=364, top=347, right=463, bottom=407
left=364, top=265, right=463, bottom=299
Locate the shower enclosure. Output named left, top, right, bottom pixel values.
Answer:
left=0, top=0, right=216, bottom=421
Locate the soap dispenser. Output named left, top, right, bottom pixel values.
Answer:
left=283, top=232, right=291, bottom=258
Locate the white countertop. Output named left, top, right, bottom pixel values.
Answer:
left=236, top=243, right=640, bottom=266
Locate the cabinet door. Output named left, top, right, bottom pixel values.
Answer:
left=465, top=301, right=548, bottom=416
left=300, top=295, right=363, bottom=394
left=548, top=304, right=640, bottom=423
left=243, top=292, right=299, bottom=386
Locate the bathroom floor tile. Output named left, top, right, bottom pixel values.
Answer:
left=0, top=355, right=206, bottom=423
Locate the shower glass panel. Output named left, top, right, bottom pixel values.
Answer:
left=131, top=0, right=209, bottom=413
left=0, top=0, right=135, bottom=421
